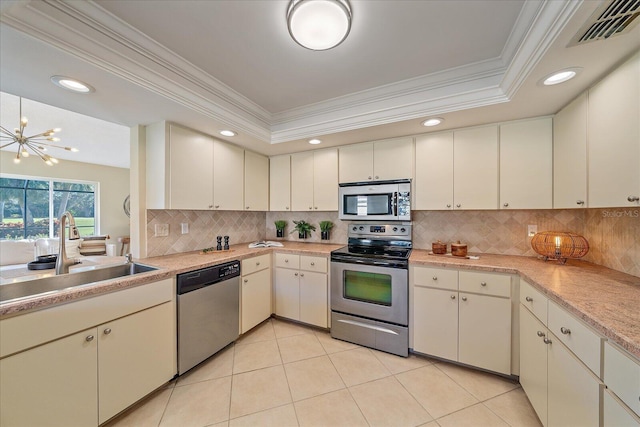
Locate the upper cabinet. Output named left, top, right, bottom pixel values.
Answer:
left=339, top=137, right=413, bottom=183
left=269, top=155, right=291, bottom=211
left=499, top=117, right=553, bottom=210
left=213, top=140, right=244, bottom=210
left=588, top=52, right=640, bottom=207
left=554, top=94, right=588, bottom=209
left=244, top=151, right=269, bottom=211
left=415, top=132, right=454, bottom=210
left=291, top=148, right=338, bottom=211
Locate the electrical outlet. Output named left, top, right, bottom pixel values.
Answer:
left=528, top=225, right=538, bottom=237
left=154, top=223, right=169, bottom=237
left=181, top=223, right=189, bottom=234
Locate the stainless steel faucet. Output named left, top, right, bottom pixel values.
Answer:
left=55, top=211, right=81, bottom=275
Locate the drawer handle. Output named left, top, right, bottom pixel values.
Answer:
left=86, top=335, right=94, bottom=342
left=432, top=276, right=438, bottom=281
left=311, top=262, right=315, bottom=266
left=103, top=328, right=112, bottom=335
left=525, top=296, right=533, bottom=302
left=450, top=295, right=456, bottom=300
left=461, top=296, right=468, bottom=301
left=537, top=331, right=545, bottom=337
left=560, top=327, right=571, bottom=335
left=543, top=338, right=552, bottom=345
left=480, top=282, right=487, bottom=287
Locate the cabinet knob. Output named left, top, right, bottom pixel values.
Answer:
left=543, top=337, right=552, bottom=345
left=309, top=206, right=313, bottom=210
left=375, top=176, right=379, bottom=179
left=244, top=279, right=248, bottom=283
left=209, top=205, right=213, bottom=209
left=432, top=276, right=438, bottom=281
left=300, top=273, right=304, bottom=277
left=286, top=207, right=289, bottom=210
left=536, top=331, right=545, bottom=337
left=285, top=259, right=289, bottom=263
left=314, top=207, right=318, bottom=210
left=480, top=282, right=487, bottom=287
left=461, top=296, right=467, bottom=301
left=525, top=296, right=533, bottom=302
left=503, top=203, right=509, bottom=207
left=560, top=327, right=571, bottom=335
left=450, top=295, right=456, bottom=300
left=246, top=206, right=250, bottom=210
left=86, top=335, right=94, bottom=342
left=294, top=272, right=298, bottom=276
left=456, top=204, right=461, bottom=208
left=368, top=176, right=372, bottom=180
left=311, top=262, right=315, bottom=266
left=256, top=262, right=260, bottom=266
left=576, top=200, right=585, bottom=205
left=215, top=205, right=220, bottom=209
left=628, top=195, right=640, bottom=202
left=446, top=204, right=451, bottom=208
left=103, top=328, right=112, bottom=335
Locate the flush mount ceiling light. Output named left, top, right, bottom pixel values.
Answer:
left=50, top=75, right=95, bottom=93
left=541, top=68, right=582, bottom=86
left=287, top=0, right=352, bottom=51
left=0, top=97, right=78, bottom=165
left=308, top=138, right=322, bottom=144
left=421, top=117, right=444, bottom=127
left=220, top=130, right=237, bottom=137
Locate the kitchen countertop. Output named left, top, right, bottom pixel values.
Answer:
left=1, top=241, right=638, bottom=359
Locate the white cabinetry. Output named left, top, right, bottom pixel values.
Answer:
left=0, top=279, right=175, bottom=427
left=274, top=253, right=328, bottom=328
left=414, top=132, right=454, bottom=210
left=270, top=154, right=291, bottom=211
left=244, top=151, right=269, bottom=211
left=291, top=149, right=339, bottom=211
left=213, top=140, right=244, bottom=210
left=412, top=266, right=511, bottom=375
left=604, top=341, right=640, bottom=425
left=241, top=254, right=272, bottom=333
left=588, top=52, right=640, bottom=207
left=339, top=138, right=413, bottom=183
left=499, top=118, right=553, bottom=209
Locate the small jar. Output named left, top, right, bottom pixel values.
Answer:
left=451, top=241, right=468, bottom=257
left=432, top=240, right=447, bottom=254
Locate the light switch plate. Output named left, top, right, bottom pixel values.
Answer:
left=154, top=224, right=169, bottom=237
left=181, top=223, right=189, bottom=234
left=528, top=225, right=538, bottom=237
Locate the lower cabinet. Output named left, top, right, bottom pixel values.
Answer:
left=274, top=253, right=328, bottom=328
left=241, top=254, right=272, bottom=333
left=604, top=341, right=640, bottom=426
left=0, top=279, right=176, bottom=427
left=412, top=266, right=512, bottom=375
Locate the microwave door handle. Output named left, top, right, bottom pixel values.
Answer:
left=393, top=192, right=398, bottom=216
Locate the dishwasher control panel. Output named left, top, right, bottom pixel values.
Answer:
left=177, top=260, right=241, bottom=295
left=219, top=262, right=240, bottom=278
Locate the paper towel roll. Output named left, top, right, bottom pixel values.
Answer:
left=106, top=243, right=117, bottom=257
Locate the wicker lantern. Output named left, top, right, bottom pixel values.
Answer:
left=531, top=231, right=589, bottom=264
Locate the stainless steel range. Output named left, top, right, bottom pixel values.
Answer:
left=330, top=222, right=411, bottom=357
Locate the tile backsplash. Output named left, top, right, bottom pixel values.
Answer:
left=146, top=207, right=639, bottom=277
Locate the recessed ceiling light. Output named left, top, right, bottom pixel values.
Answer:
left=541, top=68, right=582, bottom=86
left=50, top=76, right=94, bottom=93
left=220, top=130, right=237, bottom=137
left=308, top=138, right=322, bottom=145
left=421, top=118, right=444, bottom=127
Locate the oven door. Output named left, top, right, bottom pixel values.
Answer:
left=330, top=261, right=408, bottom=326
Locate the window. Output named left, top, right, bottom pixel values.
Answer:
left=0, top=175, right=98, bottom=240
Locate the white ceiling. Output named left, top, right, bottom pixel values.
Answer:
left=1, top=0, right=639, bottom=168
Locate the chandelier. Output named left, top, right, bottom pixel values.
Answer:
left=0, top=97, right=78, bottom=165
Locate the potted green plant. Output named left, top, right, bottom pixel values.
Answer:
left=291, top=220, right=316, bottom=239
left=319, top=220, right=334, bottom=240
left=274, top=220, right=287, bottom=238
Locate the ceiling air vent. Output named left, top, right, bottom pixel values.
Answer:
left=569, top=0, right=640, bottom=46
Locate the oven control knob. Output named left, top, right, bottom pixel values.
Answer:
left=393, top=227, right=398, bottom=232
left=400, top=227, right=406, bottom=232
left=358, top=226, right=364, bottom=231
left=352, top=226, right=358, bottom=231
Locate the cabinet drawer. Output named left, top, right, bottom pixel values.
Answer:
left=242, top=254, right=270, bottom=276
left=274, top=253, right=300, bottom=269
left=412, top=266, right=458, bottom=291
left=605, top=341, right=640, bottom=417
left=300, top=256, right=327, bottom=273
left=548, top=301, right=603, bottom=378
left=520, top=279, right=548, bottom=324
left=459, top=271, right=511, bottom=298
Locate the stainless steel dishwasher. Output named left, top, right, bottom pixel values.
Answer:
left=176, top=260, right=240, bottom=375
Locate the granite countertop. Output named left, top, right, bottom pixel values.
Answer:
left=410, top=250, right=640, bottom=359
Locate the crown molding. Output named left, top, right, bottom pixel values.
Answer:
left=1, top=0, right=578, bottom=144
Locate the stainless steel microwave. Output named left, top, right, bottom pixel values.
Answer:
left=338, top=179, right=411, bottom=221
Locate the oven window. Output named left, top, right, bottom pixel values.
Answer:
left=344, top=194, right=391, bottom=216
left=343, top=270, right=392, bottom=306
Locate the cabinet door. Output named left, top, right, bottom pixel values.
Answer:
left=604, top=390, right=640, bottom=427
left=415, top=132, right=454, bottom=210
left=98, top=302, right=175, bottom=424
left=313, top=148, right=339, bottom=211
left=244, top=151, right=269, bottom=211
left=453, top=125, right=499, bottom=210
left=413, top=287, right=458, bottom=360
left=373, top=138, right=413, bottom=181
left=339, top=142, right=374, bottom=183
left=519, top=306, right=549, bottom=427
left=554, top=94, right=588, bottom=208
left=242, top=268, right=272, bottom=333
left=213, top=140, right=244, bottom=210
left=588, top=52, right=640, bottom=207
left=169, top=125, right=214, bottom=209
left=499, top=118, right=552, bottom=209
left=275, top=268, right=300, bottom=320
left=458, top=293, right=511, bottom=375
left=547, top=334, right=601, bottom=427
left=0, top=328, right=98, bottom=427
left=291, top=151, right=315, bottom=211
left=270, top=155, right=291, bottom=211
left=299, top=271, right=327, bottom=328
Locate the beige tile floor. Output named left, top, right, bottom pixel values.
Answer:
left=105, top=318, right=542, bottom=427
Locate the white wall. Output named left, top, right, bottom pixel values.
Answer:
left=0, top=151, right=130, bottom=244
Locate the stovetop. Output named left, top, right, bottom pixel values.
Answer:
left=331, top=222, right=412, bottom=267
